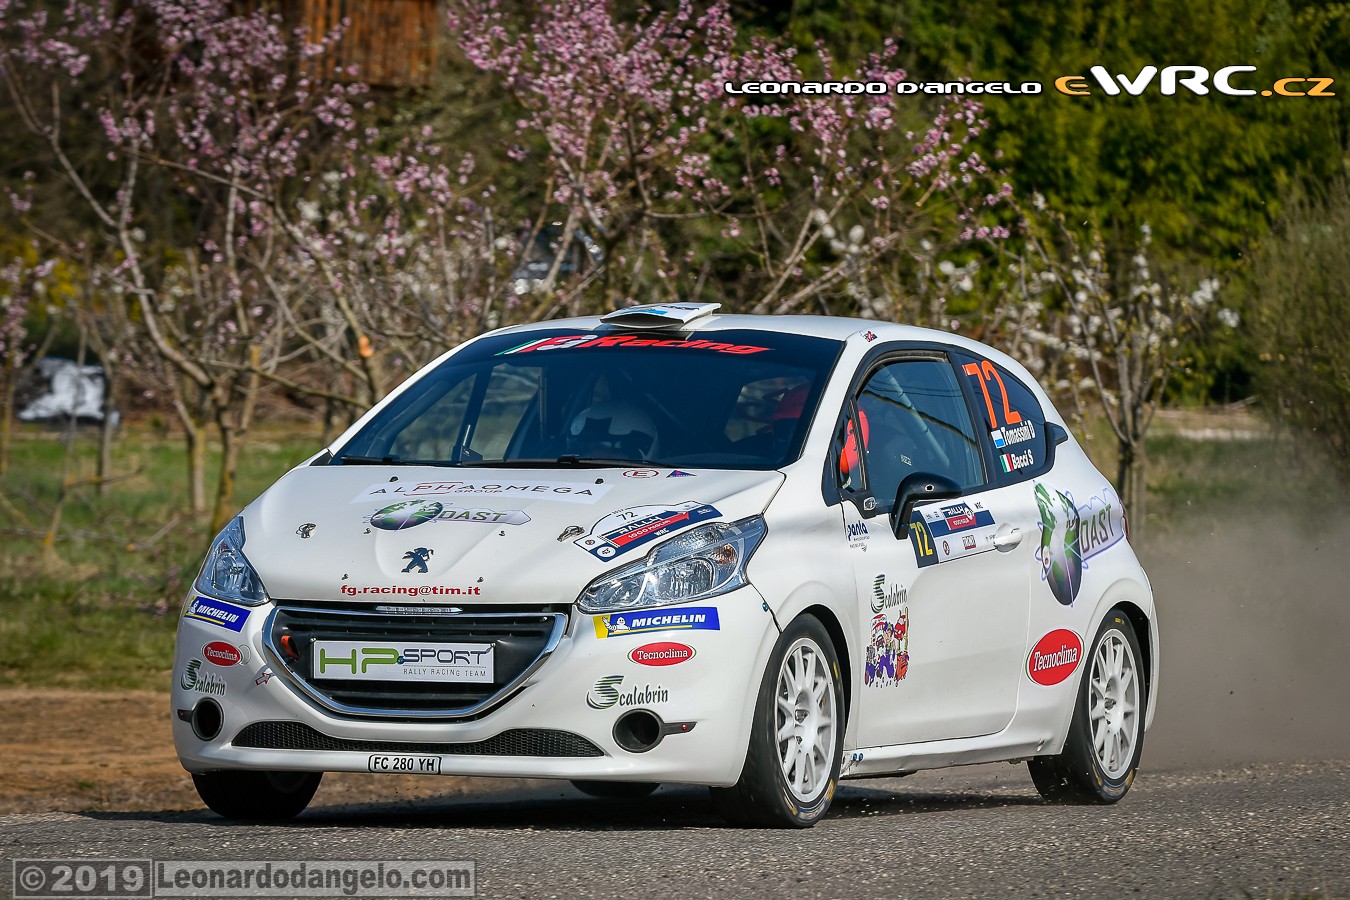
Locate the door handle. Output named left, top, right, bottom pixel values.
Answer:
left=993, top=526, right=1022, bottom=551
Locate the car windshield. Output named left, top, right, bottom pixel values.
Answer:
left=333, top=328, right=842, bottom=470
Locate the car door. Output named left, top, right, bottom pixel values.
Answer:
left=836, top=351, right=1037, bottom=748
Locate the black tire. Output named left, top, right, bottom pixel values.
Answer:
left=709, top=614, right=845, bottom=828
left=1029, top=609, right=1146, bottom=803
left=192, top=770, right=322, bottom=820
left=569, top=780, right=660, bottom=799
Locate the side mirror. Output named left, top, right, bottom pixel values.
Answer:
left=1045, top=422, right=1069, bottom=466
left=890, top=473, right=962, bottom=538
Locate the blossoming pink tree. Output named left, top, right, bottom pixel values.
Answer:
left=0, top=0, right=491, bottom=528
left=446, top=0, right=1008, bottom=321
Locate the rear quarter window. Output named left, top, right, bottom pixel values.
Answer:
left=953, top=352, right=1051, bottom=482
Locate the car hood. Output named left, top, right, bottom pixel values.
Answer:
left=242, top=465, right=785, bottom=604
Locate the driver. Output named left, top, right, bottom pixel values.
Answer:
left=566, top=400, right=661, bottom=460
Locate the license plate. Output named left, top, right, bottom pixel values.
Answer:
left=368, top=754, right=442, bottom=775
left=312, top=641, right=494, bottom=682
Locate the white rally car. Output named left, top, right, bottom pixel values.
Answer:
left=173, top=303, right=1157, bottom=827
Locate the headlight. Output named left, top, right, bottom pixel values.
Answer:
left=577, top=516, right=767, bottom=614
left=192, top=516, right=269, bottom=606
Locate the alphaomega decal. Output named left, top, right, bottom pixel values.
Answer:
left=351, top=479, right=611, bottom=505
left=183, top=597, right=250, bottom=633
left=367, top=499, right=530, bottom=530
left=1035, top=484, right=1126, bottom=605
left=1027, top=630, right=1083, bottom=686
left=498, top=334, right=768, bottom=355
left=593, top=607, right=721, bottom=639
left=575, top=501, right=721, bottom=560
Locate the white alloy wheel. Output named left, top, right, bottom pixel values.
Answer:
left=1090, top=629, right=1141, bottom=780
left=1028, top=609, right=1147, bottom=804
left=710, top=614, right=845, bottom=827
left=775, top=637, right=839, bottom=802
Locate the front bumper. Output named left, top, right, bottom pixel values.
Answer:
left=171, top=589, right=779, bottom=787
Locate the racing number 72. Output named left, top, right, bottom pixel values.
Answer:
left=963, top=361, right=1022, bottom=428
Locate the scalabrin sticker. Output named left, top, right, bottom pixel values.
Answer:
left=1027, top=629, right=1083, bottom=686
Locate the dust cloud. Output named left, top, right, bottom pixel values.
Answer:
left=1139, top=512, right=1350, bottom=770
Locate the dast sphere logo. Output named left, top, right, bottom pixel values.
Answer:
left=371, top=499, right=443, bottom=531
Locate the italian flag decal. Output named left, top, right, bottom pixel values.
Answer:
left=999, top=453, right=1017, bottom=473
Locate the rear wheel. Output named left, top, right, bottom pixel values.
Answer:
left=569, top=781, right=659, bottom=799
left=710, top=614, right=844, bottom=828
left=192, top=770, right=322, bottom=820
left=1029, top=609, right=1145, bottom=803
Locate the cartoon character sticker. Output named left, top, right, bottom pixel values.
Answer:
left=864, top=604, right=910, bottom=687
left=575, top=501, right=720, bottom=560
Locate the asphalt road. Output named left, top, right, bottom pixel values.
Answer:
left=3, top=518, right=1349, bottom=899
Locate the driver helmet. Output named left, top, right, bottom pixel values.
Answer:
left=567, top=400, right=660, bottom=459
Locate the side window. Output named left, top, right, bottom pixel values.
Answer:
left=848, top=359, right=984, bottom=510
left=954, top=353, right=1048, bottom=479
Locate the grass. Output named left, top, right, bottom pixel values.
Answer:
left=0, top=411, right=1340, bottom=691
left=0, top=420, right=325, bottom=690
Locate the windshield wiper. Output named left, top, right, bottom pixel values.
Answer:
left=457, top=456, right=663, bottom=468
left=336, top=455, right=460, bottom=466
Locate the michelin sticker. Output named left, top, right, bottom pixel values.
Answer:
left=593, top=607, right=721, bottom=638
left=575, top=501, right=721, bottom=560
left=1035, top=483, right=1126, bottom=605
left=352, top=479, right=611, bottom=505
left=183, top=597, right=250, bottom=633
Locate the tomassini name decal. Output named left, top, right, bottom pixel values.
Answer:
left=352, top=480, right=611, bottom=505
left=992, top=421, right=1037, bottom=448
left=497, top=334, right=768, bottom=355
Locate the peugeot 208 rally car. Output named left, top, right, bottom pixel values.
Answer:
left=174, top=303, right=1157, bottom=826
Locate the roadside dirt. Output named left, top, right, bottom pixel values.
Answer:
left=0, top=690, right=520, bottom=814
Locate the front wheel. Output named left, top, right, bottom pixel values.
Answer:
left=1029, top=609, right=1146, bottom=803
left=192, top=770, right=322, bottom=820
left=710, top=614, right=844, bottom=828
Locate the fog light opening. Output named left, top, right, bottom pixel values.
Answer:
left=613, top=710, right=663, bottom=753
left=191, top=698, right=223, bottom=741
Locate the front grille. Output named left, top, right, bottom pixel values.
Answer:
left=266, top=603, right=567, bottom=719
left=233, top=721, right=603, bottom=757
